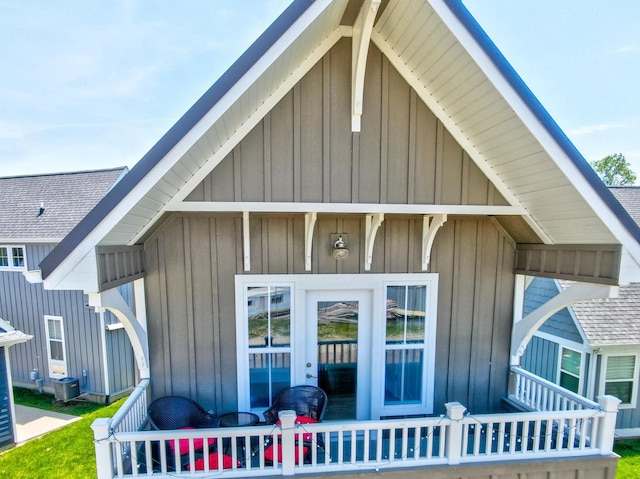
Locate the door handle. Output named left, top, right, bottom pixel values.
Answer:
left=306, top=373, right=317, bottom=378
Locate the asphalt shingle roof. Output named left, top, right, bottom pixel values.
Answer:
left=609, top=187, right=640, bottom=226
left=0, top=168, right=127, bottom=242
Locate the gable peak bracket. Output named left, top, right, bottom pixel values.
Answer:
left=365, top=213, right=384, bottom=271
left=305, top=212, right=317, bottom=271
left=422, top=214, right=447, bottom=271
left=351, top=0, right=381, bottom=132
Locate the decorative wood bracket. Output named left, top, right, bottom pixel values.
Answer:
left=351, top=0, right=380, bottom=132
left=365, top=213, right=384, bottom=271
left=511, top=281, right=618, bottom=359
left=243, top=211, right=251, bottom=271
left=422, top=214, right=447, bottom=270
left=305, top=212, right=317, bottom=271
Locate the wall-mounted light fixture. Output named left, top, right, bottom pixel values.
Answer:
left=332, top=234, right=349, bottom=261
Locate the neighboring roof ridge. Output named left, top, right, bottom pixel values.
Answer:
left=0, top=166, right=128, bottom=181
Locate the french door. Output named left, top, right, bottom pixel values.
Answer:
left=304, top=290, right=371, bottom=420
left=236, top=274, right=437, bottom=420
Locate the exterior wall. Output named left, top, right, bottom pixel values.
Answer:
left=521, top=335, right=559, bottom=383
left=0, top=243, right=134, bottom=402
left=145, top=39, right=516, bottom=416
left=0, top=347, right=13, bottom=448
left=186, top=39, right=508, bottom=208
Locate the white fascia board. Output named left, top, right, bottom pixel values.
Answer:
left=166, top=201, right=527, bottom=215
left=428, top=0, right=640, bottom=262
left=43, top=1, right=338, bottom=289
left=618, top=247, right=640, bottom=284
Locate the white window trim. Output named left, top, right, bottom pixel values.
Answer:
left=235, top=273, right=438, bottom=420
left=0, top=245, right=27, bottom=271
left=599, top=352, right=639, bottom=409
left=44, top=315, right=67, bottom=379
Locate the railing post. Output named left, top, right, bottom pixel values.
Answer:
left=445, top=402, right=466, bottom=465
left=92, top=418, right=114, bottom=479
left=278, top=410, right=298, bottom=476
left=596, top=395, right=621, bottom=454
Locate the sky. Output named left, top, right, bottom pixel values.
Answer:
left=1, top=1, right=639, bottom=180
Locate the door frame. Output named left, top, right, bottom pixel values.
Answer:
left=235, top=273, right=438, bottom=419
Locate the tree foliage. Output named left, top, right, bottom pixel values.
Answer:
left=590, top=153, right=636, bottom=186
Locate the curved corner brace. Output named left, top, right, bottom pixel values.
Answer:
left=243, top=211, right=250, bottom=272
left=351, top=0, right=381, bottom=132
left=365, top=213, right=384, bottom=271
left=511, top=281, right=619, bottom=358
left=422, top=214, right=447, bottom=270
left=305, top=212, right=317, bottom=271
left=88, top=288, right=150, bottom=378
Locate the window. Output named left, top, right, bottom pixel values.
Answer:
left=0, top=245, right=26, bottom=271
left=559, top=347, right=581, bottom=393
left=603, top=354, right=638, bottom=408
left=244, top=286, right=292, bottom=410
left=44, top=315, right=67, bottom=378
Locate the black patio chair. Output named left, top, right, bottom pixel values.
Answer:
left=147, top=395, right=228, bottom=471
left=262, top=385, right=327, bottom=464
left=263, top=385, right=327, bottom=424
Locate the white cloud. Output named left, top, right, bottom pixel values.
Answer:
left=567, top=123, right=628, bottom=136
left=618, top=45, right=639, bottom=54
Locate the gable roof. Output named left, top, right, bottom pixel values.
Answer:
left=0, top=317, right=32, bottom=347
left=39, top=0, right=640, bottom=288
left=0, top=167, right=127, bottom=243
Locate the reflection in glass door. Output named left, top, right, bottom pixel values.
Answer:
left=316, top=300, right=358, bottom=420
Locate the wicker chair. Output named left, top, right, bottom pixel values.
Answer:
left=148, top=395, right=220, bottom=430
left=147, top=396, right=227, bottom=471
left=262, top=385, right=327, bottom=464
left=263, top=385, right=327, bottom=424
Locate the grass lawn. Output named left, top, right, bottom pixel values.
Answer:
left=0, top=388, right=126, bottom=479
left=615, top=439, right=640, bottom=478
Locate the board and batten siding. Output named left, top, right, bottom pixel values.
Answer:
left=0, top=347, right=13, bottom=448
left=185, top=39, right=508, bottom=208
left=144, top=214, right=515, bottom=415
left=0, top=244, right=134, bottom=401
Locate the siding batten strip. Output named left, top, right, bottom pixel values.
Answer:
left=182, top=218, right=197, bottom=397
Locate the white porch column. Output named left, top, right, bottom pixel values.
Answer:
left=278, top=410, right=298, bottom=476
left=445, top=402, right=466, bottom=465
left=89, top=287, right=150, bottom=379
left=596, top=395, right=621, bottom=454
left=92, top=418, right=114, bottom=479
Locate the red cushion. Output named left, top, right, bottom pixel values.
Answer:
left=168, top=427, right=216, bottom=456
left=264, top=444, right=310, bottom=464
left=186, top=453, right=239, bottom=471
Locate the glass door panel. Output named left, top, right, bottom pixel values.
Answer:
left=316, top=300, right=358, bottom=420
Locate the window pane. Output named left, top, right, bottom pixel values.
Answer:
left=605, top=381, right=633, bottom=404
left=48, top=319, right=62, bottom=340
left=0, top=247, right=7, bottom=267
left=386, top=285, right=426, bottom=344
left=561, top=348, right=581, bottom=376
left=12, top=247, right=25, bottom=267
left=50, top=341, right=64, bottom=361
left=384, top=349, right=424, bottom=404
left=249, top=352, right=290, bottom=409
left=560, top=372, right=579, bottom=393
left=247, top=286, right=290, bottom=347
left=606, top=356, right=635, bottom=380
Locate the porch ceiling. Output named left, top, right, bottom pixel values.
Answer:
left=40, top=0, right=640, bottom=287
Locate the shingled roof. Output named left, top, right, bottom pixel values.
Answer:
left=610, top=187, right=640, bottom=227
left=0, top=167, right=127, bottom=243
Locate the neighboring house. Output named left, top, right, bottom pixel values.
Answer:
left=523, top=186, right=640, bottom=438
left=0, top=317, right=31, bottom=450
left=0, top=168, right=136, bottom=404
left=29, top=1, right=640, bottom=478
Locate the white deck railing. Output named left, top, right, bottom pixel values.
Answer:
left=92, top=377, right=620, bottom=478
left=508, top=366, right=599, bottom=412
